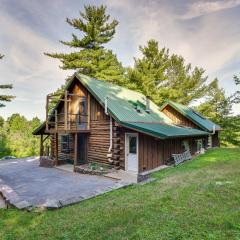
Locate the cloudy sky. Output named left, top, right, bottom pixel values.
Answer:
left=0, top=0, right=240, bottom=120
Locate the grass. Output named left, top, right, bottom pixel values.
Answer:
left=0, top=148, right=240, bottom=240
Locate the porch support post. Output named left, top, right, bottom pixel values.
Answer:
left=55, top=133, right=58, bottom=165
left=74, top=133, right=78, bottom=169
left=40, top=134, right=43, bottom=157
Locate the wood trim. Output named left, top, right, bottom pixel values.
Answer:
left=87, top=94, right=90, bottom=129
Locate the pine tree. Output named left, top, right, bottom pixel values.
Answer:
left=127, top=40, right=209, bottom=105
left=0, top=54, right=15, bottom=107
left=196, top=80, right=240, bottom=146
left=45, top=5, right=125, bottom=85
left=233, top=73, right=240, bottom=103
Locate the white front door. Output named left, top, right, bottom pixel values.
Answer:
left=125, top=133, right=138, bottom=173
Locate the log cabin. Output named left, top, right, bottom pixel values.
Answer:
left=33, top=73, right=221, bottom=176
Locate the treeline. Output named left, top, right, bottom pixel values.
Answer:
left=0, top=114, right=40, bottom=158
left=0, top=4, right=239, bottom=158
left=45, top=5, right=239, bottom=146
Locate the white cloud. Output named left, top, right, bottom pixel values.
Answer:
left=181, top=0, right=240, bottom=19
left=0, top=10, right=72, bottom=120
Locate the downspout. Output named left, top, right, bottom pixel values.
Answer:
left=211, top=125, right=216, bottom=135
left=105, top=97, right=113, bottom=159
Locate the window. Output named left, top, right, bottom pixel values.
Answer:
left=61, top=135, right=70, bottom=153
left=129, top=136, right=137, bottom=154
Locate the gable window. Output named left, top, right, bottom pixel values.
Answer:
left=61, top=135, right=71, bottom=153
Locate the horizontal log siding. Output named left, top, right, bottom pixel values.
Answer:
left=88, top=97, right=110, bottom=164
left=162, top=105, right=200, bottom=129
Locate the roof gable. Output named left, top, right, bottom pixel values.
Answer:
left=75, top=73, right=172, bottom=124
left=160, top=100, right=221, bottom=132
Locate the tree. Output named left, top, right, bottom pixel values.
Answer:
left=233, top=73, right=240, bottom=103
left=196, top=79, right=232, bottom=122
left=0, top=54, right=15, bottom=107
left=4, top=114, right=41, bottom=157
left=196, top=80, right=240, bottom=146
left=127, top=40, right=209, bottom=106
left=45, top=5, right=125, bottom=85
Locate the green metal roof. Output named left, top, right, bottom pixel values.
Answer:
left=77, top=73, right=171, bottom=124
left=121, top=122, right=209, bottom=139
left=160, top=100, right=221, bottom=132
left=75, top=73, right=209, bottom=139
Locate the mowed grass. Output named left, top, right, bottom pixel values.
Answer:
left=0, top=148, right=240, bottom=240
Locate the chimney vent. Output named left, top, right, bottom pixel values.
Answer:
left=145, top=96, right=150, bottom=113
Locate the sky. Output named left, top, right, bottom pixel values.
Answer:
left=0, top=0, right=240, bottom=120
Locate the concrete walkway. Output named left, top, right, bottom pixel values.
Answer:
left=0, top=157, right=128, bottom=210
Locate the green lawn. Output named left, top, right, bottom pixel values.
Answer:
left=0, top=148, right=240, bottom=240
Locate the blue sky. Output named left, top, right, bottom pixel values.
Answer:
left=0, top=0, right=240, bottom=120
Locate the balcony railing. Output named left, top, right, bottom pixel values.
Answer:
left=47, top=113, right=89, bottom=132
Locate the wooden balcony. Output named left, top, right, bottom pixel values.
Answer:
left=45, top=90, right=90, bottom=134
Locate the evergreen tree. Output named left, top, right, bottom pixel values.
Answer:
left=196, top=80, right=240, bottom=146
left=0, top=54, right=15, bottom=107
left=127, top=40, right=210, bottom=105
left=233, top=73, right=240, bottom=103
left=196, top=79, right=232, bottom=122
left=45, top=5, right=125, bottom=85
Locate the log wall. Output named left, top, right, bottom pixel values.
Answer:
left=87, top=97, right=111, bottom=164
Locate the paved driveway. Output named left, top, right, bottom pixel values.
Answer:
left=0, top=157, right=124, bottom=209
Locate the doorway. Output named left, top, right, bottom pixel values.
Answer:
left=77, top=134, right=88, bottom=165
left=125, top=133, right=138, bottom=173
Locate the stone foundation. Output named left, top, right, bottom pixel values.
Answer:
left=74, top=163, right=114, bottom=176
left=39, top=157, right=56, bottom=168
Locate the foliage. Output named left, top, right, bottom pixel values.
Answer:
left=0, top=148, right=240, bottom=239
left=233, top=73, right=240, bottom=103
left=45, top=5, right=125, bottom=86
left=127, top=40, right=210, bottom=106
left=196, top=77, right=240, bottom=146
left=0, top=114, right=41, bottom=158
left=0, top=54, right=15, bottom=107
